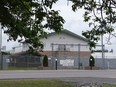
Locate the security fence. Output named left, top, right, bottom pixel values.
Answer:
left=95, top=58, right=116, bottom=69
left=50, top=43, right=91, bottom=70
left=10, top=54, right=42, bottom=68
left=1, top=44, right=115, bottom=70
left=0, top=55, right=10, bottom=70
left=0, top=52, right=43, bottom=70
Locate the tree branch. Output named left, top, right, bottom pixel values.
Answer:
left=19, top=0, right=32, bottom=14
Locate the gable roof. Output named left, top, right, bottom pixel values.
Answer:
left=48, top=29, right=88, bottom=42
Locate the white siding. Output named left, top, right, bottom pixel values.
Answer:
left=10, top=44, right=29, bottom=54
left=92, top=52, right=116, bottom=59
left=41, top=33, right=89, bottom=51
left=10, top=31, right=90, bottom=53
left=10, top=46, right=23, bottom=54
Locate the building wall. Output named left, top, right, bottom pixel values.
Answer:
left=10, top=44, right=29, bottom=54
left=41, top=33, right=89, bottom=51
left=92, top=52, right=116, bottom=59
left=40, top=51, right=91, bottom=58
left=9, top=31, right=91, bottom=69
left=11, top=32, right=90, bottom=54
left=11, top=46, right=23, bottom=54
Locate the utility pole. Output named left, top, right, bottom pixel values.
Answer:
left=0, top=25, right=2, bottom=52
left=101, top=35, right=105, bottom=69
left=0, top=24, right=2, bottom=70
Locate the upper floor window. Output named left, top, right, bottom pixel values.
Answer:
left=58, top=45, right=66, bottom=51
left=57, top=44, right=70, bottom=51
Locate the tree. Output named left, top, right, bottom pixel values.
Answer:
left=70, top=0, right=116, bottom=49
left=0, top=0, right=116, bottom=50
left=43, top=55, right=48, bottom=67
left=0, top=0, right=65, bottom=51
left=89, top=55, right=95, bottom=70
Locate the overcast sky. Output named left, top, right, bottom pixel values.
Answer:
left=1, top=0, right=116, bottom=52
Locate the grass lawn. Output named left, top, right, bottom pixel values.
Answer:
left=0, top=79, right=116, bottom=87
left=0, top=80, right=72, bottom=87
left=7, top=67, right=33, bottom=70
left=103, top=85, right=116, bottom=87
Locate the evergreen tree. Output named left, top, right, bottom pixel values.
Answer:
left=43, top=55, right=48, bottom=67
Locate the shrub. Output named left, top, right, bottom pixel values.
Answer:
left=43, top=55, right=48, bottom=67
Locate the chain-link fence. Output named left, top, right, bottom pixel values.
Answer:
left=10, top=54, right=42, bottom=68
left=49, top=43, right=91, bottom=70
left=0, top=52, right=43, bottom=70
left=0, top=55, right=10, bottom=70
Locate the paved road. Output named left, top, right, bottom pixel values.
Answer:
left=0, top=70, right=116, bottom=84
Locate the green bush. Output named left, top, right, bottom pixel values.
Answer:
left=43, top=55, right=48, bottom=67
left=89, top=55, right=95, bottom=67
left=89, top=55, right=95, bottom=70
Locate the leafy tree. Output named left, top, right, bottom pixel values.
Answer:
left=0, top=0, right=116, bottom=50
left=1, top=51, right=10, bottom=55
left=70, top=0, right=116, bottom=49
left=0, top=0, right=65, bottom=50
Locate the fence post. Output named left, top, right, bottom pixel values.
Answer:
left=78, top=44, right=80, bottom=69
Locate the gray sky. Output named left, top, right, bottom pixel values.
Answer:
left=1, top=0, right=116, bottom=52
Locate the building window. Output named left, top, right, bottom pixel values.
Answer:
left=58, top=45, right=66, bottom=51
left=57, top=44, right=70, bottom=51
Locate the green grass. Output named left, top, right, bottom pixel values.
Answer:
left=0, top=80, right=116, bottom=87
left=7, top=67, right=33, bottom=70
left=0, top=80, right=72, bottom=87
left=0, top=66, right=33, bottom=70
left=103, top=84, right=116, bottom=87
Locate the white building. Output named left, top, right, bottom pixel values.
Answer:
left=10, top=30, right=116, bottom=69
left=11, top=29, right=91, bottom=69
left=11, top=29, right=91, bottom=57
